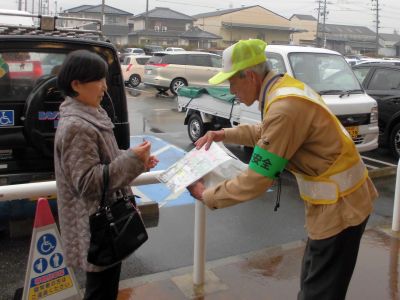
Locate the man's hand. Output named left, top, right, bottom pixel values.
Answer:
left=195, top=129, right=225, bottom=150
left=187, top=180, right=206, bottom=201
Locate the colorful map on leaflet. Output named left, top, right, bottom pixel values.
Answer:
left=157, top=142, right=232, bottom=193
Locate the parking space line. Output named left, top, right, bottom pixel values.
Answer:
left=152, top=145, right=173, bottom=156
left=131, top=187, right=153, bottom=203
left=361, top=156, right=397, bottom=167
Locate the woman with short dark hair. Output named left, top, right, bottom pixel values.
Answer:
left=54, top=49, right=158, bottom=300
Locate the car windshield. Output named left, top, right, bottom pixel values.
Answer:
left=289, top=53, right=362, bottom=94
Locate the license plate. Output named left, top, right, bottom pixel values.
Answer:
left=346, top=126, right=359, bottom=139
left=9, top=62, right=33, bottom=72
left=146, top=70, right=152, bottom=75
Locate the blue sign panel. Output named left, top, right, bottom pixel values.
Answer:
left=0, top=110, right=14, bottom=126
left=33, top=258, right=48, bottom=274
left=37, top=233, right=57, bottom=255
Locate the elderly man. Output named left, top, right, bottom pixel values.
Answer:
left=188, top=39, right=377, bottom=300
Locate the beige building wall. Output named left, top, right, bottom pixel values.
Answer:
left=194, top=6, right=292, bottom=48
left=290, top=17, right=317, bottom=45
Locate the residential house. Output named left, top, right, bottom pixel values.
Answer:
left=128, top=7, right=221, bottom=48
left=289, top=14, right=317, bottom=46
left=193, top=5, right=301, bottom=48
left=379, top=33, right=400, bottom=57
left=317, top=24, right=377, bottom=55
left=60, top=5, right=133, bottom=46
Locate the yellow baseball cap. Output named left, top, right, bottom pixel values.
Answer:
left=209, top=39, right=267, bottom=85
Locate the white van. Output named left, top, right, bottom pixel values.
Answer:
left=239, top=45, right=379, bottom=152
left=0, top=9, right=35, bottom=27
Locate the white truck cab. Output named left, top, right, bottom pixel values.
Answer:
left=239, top=45, right=379, bottom=152
left=179, top=45, right=379, bottom=153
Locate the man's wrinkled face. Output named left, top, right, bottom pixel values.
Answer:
left=228, top=70, right=258, bottom=106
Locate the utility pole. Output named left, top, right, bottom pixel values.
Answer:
left=101, top=0, right=105, bottom=25
left=145, top=0, right=149, bottom=31
left=316, top=0, right=323, bottom=47
left=371, top=0, right=380, bottom=56
left=322, top=0, right=328, bottom=48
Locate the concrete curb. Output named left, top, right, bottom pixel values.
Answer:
left=369, top=166, right=397, bottom=179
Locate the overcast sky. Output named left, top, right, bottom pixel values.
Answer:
left=3, top=0, right=400, bottom=33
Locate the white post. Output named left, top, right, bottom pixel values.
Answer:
left=193, top=200, right=206, bottom=285
left=0, top=171, right=164, bottom=202
left=392, top=159, right=400, bottom=231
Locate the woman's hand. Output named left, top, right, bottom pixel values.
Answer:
left=132, top=141, right=159, bottom=171
left=132, top=141, right=151, bottom=165
left=195, top=129, right=225, bottom=150
left=146, top=156, right=159, bottom=170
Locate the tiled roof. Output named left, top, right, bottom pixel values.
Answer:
left=379, top=33, right=400, bottom=42
left=131, top=7, right=194, bottom=21
left=221, top=22, right=301, bottom=33
left=192, top=6, right=255, bottom=18
left=180, top=27, right=221, bottom=39
left=289, top=14, right=317, bottom=21
left=63, top=4, right=132, bottom=15
left=129, top=28, right=221, bottom=40
left=323, top=24, right=375, bottom=36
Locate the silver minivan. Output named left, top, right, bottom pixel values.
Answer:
left=143, top=51, right=224, bottom=95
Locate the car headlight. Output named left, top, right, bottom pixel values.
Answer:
left=370, top=106, right=378, bottom=124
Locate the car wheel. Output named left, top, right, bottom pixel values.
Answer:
left=188, top=114, right=208, bottom=143
left=390, top=123, right=400, bottom=159
left=129, top=74, right=141, bottom=87
left=170, top=78, right=187, bottom=95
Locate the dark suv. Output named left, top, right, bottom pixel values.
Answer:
left=352, top=62, right=400, bottom=158
left=0, top=14, right=132, bottom=233
left=0, top=37, right=129, bottom=185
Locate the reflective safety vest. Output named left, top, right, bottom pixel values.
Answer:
left=264, top=74, right=368, bottom=205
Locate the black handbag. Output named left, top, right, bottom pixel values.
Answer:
left=87, top=165, right=148, bottom=266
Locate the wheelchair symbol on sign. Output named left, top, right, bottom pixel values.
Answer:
left=37, top=234, right=57, bottom=255
left=0, top=111, right=13, bottom=126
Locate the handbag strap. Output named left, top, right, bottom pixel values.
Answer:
left=100, top=164, right=136, bottom=208
left=100, top=164, right=109, bottom=208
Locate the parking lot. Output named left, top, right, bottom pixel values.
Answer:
left=0, top=84, right=398, bottom=299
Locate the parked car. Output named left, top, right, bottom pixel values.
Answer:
left=143, top=45, right=164, bottom=55
left=143, top=51, right=227, bottom=95
left=354, top=58, right=400, bottom=66
left=165, top=47, right=185, bottom=52
left=352, top=62, right=400, bottom=157
left=121, top=55, right=151, bottom=87
left=345, top=55, right=361, bottom=66
left=119, top=47, right=145, bottom=62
